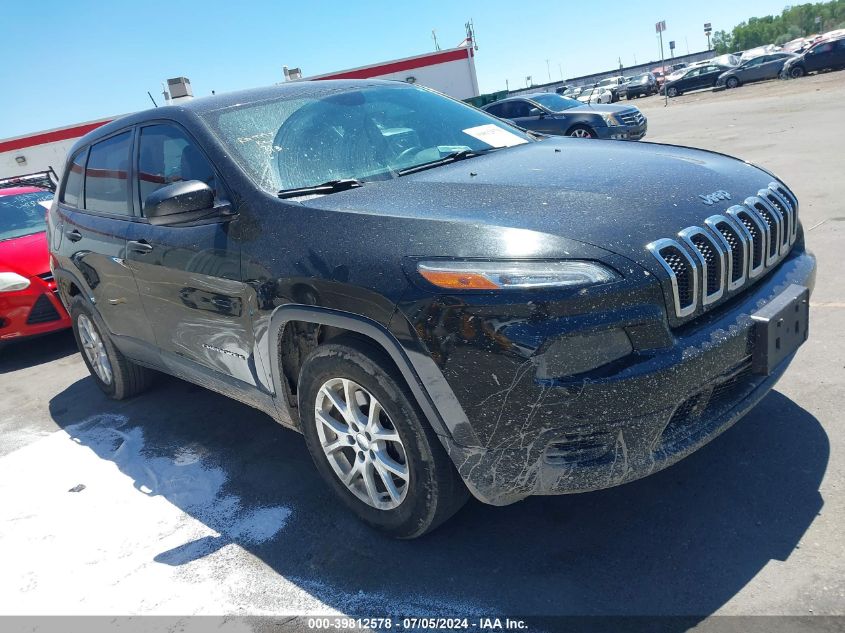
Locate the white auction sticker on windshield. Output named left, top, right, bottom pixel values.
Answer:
left=462, top=124, right=528, bottom=148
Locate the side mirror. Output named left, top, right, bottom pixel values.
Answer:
left=144, top=180, right=222, bottom=226
left=528, top=107, right=544, bottom=117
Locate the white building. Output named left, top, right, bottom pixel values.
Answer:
left=1, top=39, right=480, bottom=180
left=0, top=118, right=114, bottom=180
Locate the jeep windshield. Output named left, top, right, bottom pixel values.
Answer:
left=202, top=85, right=533, bottom=195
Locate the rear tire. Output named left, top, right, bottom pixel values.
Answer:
left=69, top=296, right=154, bottom=400
left=298, top=338, right=468, bottom=538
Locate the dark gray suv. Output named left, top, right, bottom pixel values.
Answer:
left=484, top=93, right=647, bottom=140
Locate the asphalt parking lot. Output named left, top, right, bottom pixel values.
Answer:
left=1, top=73, right=843, bottom=625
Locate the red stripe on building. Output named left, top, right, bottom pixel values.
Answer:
left=0, top=120, right=112, bottom=154
left=315, top=48, right=470, bottom=80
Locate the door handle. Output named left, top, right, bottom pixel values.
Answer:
left=127, top=240, right=154, bottom=254
left=65, top=229, right=82, bottom=242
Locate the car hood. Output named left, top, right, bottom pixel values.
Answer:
left=302, top=138, right=781, bottom=268
left=0, top=232, right=49, bottom=277
left=557, top=103, right=633, bottom=115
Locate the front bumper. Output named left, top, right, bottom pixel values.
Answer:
left=0, top=277, right=71, bottom=343
left=422, top=250, right=816, bottom=505
left=597, top=121, right=648, bottom=141
left=625, top=85, right=654, bottom=97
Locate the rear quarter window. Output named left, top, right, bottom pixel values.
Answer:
left=61, top=150, right=87, bottom=207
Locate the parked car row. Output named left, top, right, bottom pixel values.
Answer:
left=662, top=32, right=845, bottom=97
left=781, top=35, right=845, bottom=78
left=715, top=52, right=797, bottom=90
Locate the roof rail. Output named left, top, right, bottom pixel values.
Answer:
left=0, top=167, right=58, bottom=192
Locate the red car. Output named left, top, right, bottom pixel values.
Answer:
left=0, top=185, right=71, bottom=345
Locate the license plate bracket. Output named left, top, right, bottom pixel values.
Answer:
left=750, top=284, right=810, bottom=375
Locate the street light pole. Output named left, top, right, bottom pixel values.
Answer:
left=656, top=20, right=667, bottom=107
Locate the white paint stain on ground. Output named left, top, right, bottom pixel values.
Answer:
left=0, top=413, right=496, bottom=618
left=0, top=413, right=303, bottom=615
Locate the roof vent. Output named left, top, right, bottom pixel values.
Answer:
left=166, top=77, right=193, bottom=101
left=283, top=66, right=303, bottom=81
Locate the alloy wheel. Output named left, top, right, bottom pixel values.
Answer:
left=77, top=314, right=113, bottom=385
left=667, top=87, right=678, bottom=97
left=314, top=378, right=409, bottom=510
left=726, top=77, right=739, bottom=89
left=570, top=128, right=593, bottom=139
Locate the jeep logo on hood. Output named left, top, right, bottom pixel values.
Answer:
left=699, top=190, right=732, bottom=205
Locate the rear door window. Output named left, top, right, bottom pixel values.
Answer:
left=84, top=132, right=132, bottom=215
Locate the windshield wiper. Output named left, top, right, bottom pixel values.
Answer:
left=277, top=178, right=364, bottom=199
left=397, top=149, right=486, bottom=176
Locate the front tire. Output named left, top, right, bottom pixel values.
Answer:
left=69, top=296, right=154, bottom=399
left=789, top=66, right=806, bottom=78
left=568, top=125, right=596, bottom=139
left=667, top=86, right=679, bottom=97
left=298, top=339, right=468, bottom=538
left=726, top=76, right=740, bottom=89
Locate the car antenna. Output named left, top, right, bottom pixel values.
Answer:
left=147, top=91, right=158, bottom=108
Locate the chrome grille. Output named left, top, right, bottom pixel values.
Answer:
left=647, top=239, right=699, bottom=317
left=705, top=215, right=746, bottom=291
left=727, top=206, right=766, bottom=277
left=763, top=186, right=795, bottom=249
left=648, top=181, right=799, bottom=320
left=748, top=196, right=782, bottom=266
left=619, top=110, right=645, bottom=126
left=680, top=227, right=725, bottom=304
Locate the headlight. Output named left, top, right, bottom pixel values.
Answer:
left=0, top=272, right=31, bottom=292
left=417, top=260, right=619, bottom=290
left=601, top=113, right=623, bottom=126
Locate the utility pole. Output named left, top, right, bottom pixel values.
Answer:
left=558, top=63, right=563, bottom=80
left=545, top=59, right=551, bottom=82
left=656, top=20, right=667, bottom=106
left=505, top=79, right=509, bottom=92
left=704, top=22, right=712, bottom=50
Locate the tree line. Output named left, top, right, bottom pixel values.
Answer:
left=712, top=0, right=845, bottom=53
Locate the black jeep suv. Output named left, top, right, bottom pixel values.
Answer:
left=48, top=80, right=815, bottom=538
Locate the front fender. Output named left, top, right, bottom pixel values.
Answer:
left=266, top=304, right=479, bottom=447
